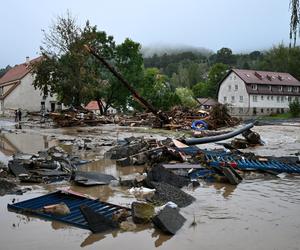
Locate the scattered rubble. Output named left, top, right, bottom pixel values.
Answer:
left=71, top=171, right=116, bottom=186
left=8, top=146, right=89, bottom=183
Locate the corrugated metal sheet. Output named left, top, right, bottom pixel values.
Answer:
left=7, top=190, right=130, bottom=230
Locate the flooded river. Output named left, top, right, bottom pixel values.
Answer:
left=0, top=122, right=300, bottom=250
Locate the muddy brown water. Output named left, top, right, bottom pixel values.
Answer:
left=0, top=123, right=300, bottom=250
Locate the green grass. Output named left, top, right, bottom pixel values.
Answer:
left=260, top=112, right=298, bottom=120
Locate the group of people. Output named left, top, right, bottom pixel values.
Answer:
left=14, top=109, right=22, bottom=122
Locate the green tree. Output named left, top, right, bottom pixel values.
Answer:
left=192, top=82, right=210, bottom=97
left=259, top=44, right=300, bottom=80
left=33, top=13, right=144, bottom=114
left=206, top=63, right=229, bottom=98
left=289, top=98, right=300, bottom=117
left=175, top=87, right=197, bottom=108
left=137, top=68, right=180, bottom=111
left=0, top=65, right=11, bottom=78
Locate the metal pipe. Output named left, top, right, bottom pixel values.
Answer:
left=183, top=123, right=254, bottom=145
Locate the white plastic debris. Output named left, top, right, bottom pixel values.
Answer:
left=129, top=187, right=156, bottom=196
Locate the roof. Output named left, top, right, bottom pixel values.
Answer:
left=0, top=56, right=42, bottom=85
left=232, top=69, right=300, bottom=86
left=85, top=101, right=101, bottom=110
left=197, top=98, right=218, bottom=106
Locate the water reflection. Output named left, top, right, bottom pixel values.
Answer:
left=212, top=183, right=237, bottom=199
left=151, top=229, right=172, bottom=248
left=0, top=132, right=57, bottom=163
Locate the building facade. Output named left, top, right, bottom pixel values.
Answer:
left=0, top=57, right=58, bottom=114
left=217, top=69, right=300, bottom=117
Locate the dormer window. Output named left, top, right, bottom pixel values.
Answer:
left=294, top=86, right=299, bottom=92
left=288, top=86, right=292, bottom=92
left=251, top=84, right=257, bottom=90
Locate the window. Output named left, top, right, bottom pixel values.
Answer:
left=279, top=86, right=283, bottom=92
left=267, top=96, right=270, bottom=100
left=239, top=96, right=243, bottom=102
left=224, top=96, right=227, bottom=102
left=261, top=108, right=264, bottom=113
left=239, top=108, right=243, bottom=114
left=228, top=85, right=232, bottom=91
left=261, top=95, right=264, bottom=100
left=231, top=96, right=235, bottom=102
left=277, top=96, right=280, bottom=102
left=252, top=84, right=257, bottom=90
left=288, top=96, right=292, bottom=102
left=271, top=96, right=274, bottom=100
left=233, top=75, right=236, bottom=80
left=235, top=85, right=238, bottom=91
left=253, top=95, right=258, bottom=102
left=281, top=96, right=284, bottom=102
left=294, top=87, right=299, bottom=92
left=288, top=87, right=292, bottom=92
left=269, top=85, right=272, bottom=91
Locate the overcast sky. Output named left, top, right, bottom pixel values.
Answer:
left=0, top=0, right=293, bottom=68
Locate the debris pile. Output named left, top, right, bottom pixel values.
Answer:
left=50, top=107, right=113, bottom=127
left=8, top=146, right=89, bottom=183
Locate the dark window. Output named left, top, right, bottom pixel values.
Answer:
left=50, top=102, right=56, bottom=112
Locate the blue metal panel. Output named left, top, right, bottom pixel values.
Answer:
left=204, top=151, right=300, bottom=174
left=7, top=190, right=130, bottom=230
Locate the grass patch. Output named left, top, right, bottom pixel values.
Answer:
left=260, top=112, right=298, bottom=120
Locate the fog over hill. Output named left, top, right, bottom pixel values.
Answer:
left=141, top=43, right=213, bottom=57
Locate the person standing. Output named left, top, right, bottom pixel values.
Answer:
left=15, top=109, right=18, bottom=122
left=18, top=109, right=22, bottom=122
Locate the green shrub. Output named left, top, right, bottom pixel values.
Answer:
left=289, top=99, right=300, bottom=117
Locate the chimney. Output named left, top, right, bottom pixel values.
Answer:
left=26, top=56, right=30, bottom=65
left=254, top=71, right=262, bottom=80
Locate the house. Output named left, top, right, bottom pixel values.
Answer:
left=85, top=100, right=117, bottom=114
left=217, top=69, right=300, bottom=116
left=0, top=56, right=59, bottom=114
left=196, top=98, right=218, bottom=110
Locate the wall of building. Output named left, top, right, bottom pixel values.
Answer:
left=218, top=71, right=250, bottom=116
left=3, top=73, right=57, bottom=112
left=218, top=71, right=299, bottom=117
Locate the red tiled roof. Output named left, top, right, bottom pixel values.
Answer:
left=232, top=69, right=300, bottom=86
left=0, top=56, right=42, bottom=85
left=85, top=101, right=100, bottom=110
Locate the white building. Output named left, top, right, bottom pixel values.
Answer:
left=217, top=69, right=300, bottom=117
left=0, top=57, right=59, bottom=114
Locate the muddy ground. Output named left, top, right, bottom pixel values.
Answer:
left=0, top=120, right=300, bottom=250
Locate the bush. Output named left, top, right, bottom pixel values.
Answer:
left=289, top=99, right=300, bottom=117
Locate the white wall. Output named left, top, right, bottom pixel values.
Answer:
left=218, top=72, right=250, bottom=111
left=218, top=71, right=298, bottom=116
left=4, top=73, right=57, bottom=112
left=249, top=94, right=294, bottom=108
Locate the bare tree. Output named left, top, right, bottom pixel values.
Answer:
left=41, top=10, right=81, bottom=56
